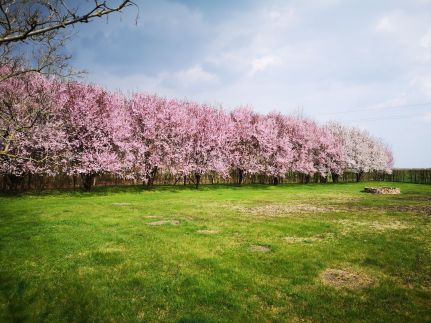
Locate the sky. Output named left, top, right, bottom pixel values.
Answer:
left=69, top=0, right=431, bottom=168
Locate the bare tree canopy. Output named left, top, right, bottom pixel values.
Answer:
left=0, top=0, right=134, bottom=79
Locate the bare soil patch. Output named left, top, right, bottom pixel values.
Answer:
left=147, top=220, right=180, bottom=226
left=385, top=205, right=431, bottom=215
left=342, top=204, right=431, bottom=215
left=250, top=245, right=271, bottom=252
left=320, top=268, right=373, bottom=290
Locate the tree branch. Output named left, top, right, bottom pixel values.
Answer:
left=0, top=0, right=133, bottom=44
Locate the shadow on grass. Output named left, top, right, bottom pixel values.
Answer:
left=0, top=181, right=428, bottom=199
left=1, top=183, right=275, bottom=198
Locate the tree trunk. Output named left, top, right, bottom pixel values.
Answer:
left=238, top=169, right=244, bottom=185
left=146, top=166, right=158, bottom=187
left=5, top=174, right=22, bottom=192
left=27, top=173, right=32, bottom=190
left=273, top=176, right=279, bottom=185
left=304, top=174, right=311, bottom=183
left=356, top=171, right=363, bottom=182
left=331, top=172, right=339, bottom=183
left=81, top=173, right=95, bottom=191
left=320, top=175, right=327, bottom=183
left=195, top=174, right=201, bottom=189
left=183, top=176, right=187, bottom=186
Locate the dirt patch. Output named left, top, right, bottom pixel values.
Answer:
left=147, top=220, right=180, bottom=226
left=320, top=268, right=373, bottom=290
left=343, top=204, right=431, bottom=215
left=197, top=229, right=219, bottom=235
left=250, top=245, right=271, bottom=252
left=384, top=205, right=431, bottom=215
left=112, top=202, right=132, bottom=206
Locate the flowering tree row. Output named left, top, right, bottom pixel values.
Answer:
left=0, top=70, right=393, bottom=190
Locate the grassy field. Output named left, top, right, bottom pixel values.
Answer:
left=0, top=182, right=430, bottom=322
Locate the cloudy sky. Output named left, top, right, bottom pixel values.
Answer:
left=69, top=0, right=431, bottom=167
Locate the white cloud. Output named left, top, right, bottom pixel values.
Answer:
left=420, top=31, right=431, bottom=48
left=410, top=75, right=431, bottom=97
left=249, top=55, right=279, bottom=75
left=88, top=65, right=218, bottom=94
left=376, top=16, right=395, bottom=32
left=175, top=65, right=218, bottom=86
left=424, top=112, right=431, bottom=122
left=264, top=7, right=295, bottom=28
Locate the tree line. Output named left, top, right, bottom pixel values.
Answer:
left=0, top=69, right=393, bottom=191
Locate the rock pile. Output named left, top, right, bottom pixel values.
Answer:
left=363, top=187, right=400, bottom=194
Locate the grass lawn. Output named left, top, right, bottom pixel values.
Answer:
left=0, top=182, right=430, bottom=322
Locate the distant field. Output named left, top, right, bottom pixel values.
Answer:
left=0, top=182, right=430, bottom=322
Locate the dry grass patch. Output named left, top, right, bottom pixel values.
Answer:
left=233, top=204, right=337, bottom=217
left=283, top=233, right=334, bottom=243
left=343, top=204, right=431, bottom=215
left=250, top=245, right=271, bottom=252
left=386, top=205, right=431, bottom=215
left=147, top=220, right=180, bottom=226
left=111, top=202, right=132, bottom=206
left=78, top=266, right=96, bottom=276
left=99, top=245, right=126, bottom=253
left=336, top=219, right=410, bottom=234
left=320, top=268, right=374, bottom=290
left=197, top=229, right=219, bottom=235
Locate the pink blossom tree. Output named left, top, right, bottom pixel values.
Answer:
left=327, top=122, right=393, bottom=182
left=259, top=112, right=294, bottom=184
left=281, top=118, right=344, bottom=183
left=0, top=68, right=395, bottom=191
left=284, top=118, right=317, bottom=182
left=0, top=68, right=66, bottom=189
left=310, top=124, right=345, bottom=182
left=57, top=81, right=123, bottom=190
left=176, top=102, right=229, bottom=188
left=226, top=107, right=265, bottom=184
left=125, top=94, right=190, bottom=186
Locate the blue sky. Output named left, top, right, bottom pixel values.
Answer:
left=69, top=0, right=431, bottom=167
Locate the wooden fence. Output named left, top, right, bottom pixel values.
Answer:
left=0, top=168, right=429, bottom=192
left=380, top=168, right=431, bottom=184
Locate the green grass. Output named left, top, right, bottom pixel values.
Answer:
left=0, top=182, right=430, bottom=322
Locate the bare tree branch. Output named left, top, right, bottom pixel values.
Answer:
left=0, top=0, right=135, bottom=80
left=0, top=0, right=133, bottom=44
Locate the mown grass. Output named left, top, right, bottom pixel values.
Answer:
left=0, top=182, right=430, bottom=322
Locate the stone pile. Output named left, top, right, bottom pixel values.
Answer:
left=363, top=187, right=400, bottom=194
